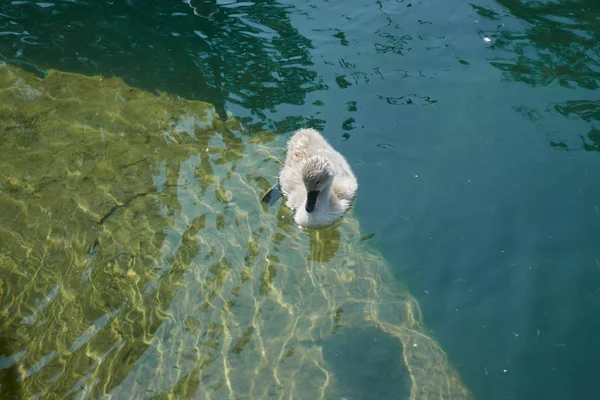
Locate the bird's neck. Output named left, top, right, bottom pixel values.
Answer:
left=317, top=179, right=334, bottom=209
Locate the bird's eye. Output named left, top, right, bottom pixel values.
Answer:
left=316, top=180, right=320, bottom=184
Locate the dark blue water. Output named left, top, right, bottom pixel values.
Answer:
left=2, top=0, right=600, bottom=398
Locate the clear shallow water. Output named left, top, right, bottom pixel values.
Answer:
left=1, top=0, right=600, bottom=399
left=0, top=66, right=468, bottom=399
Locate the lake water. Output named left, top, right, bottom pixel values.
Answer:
left=1, top=0, right=600, bottom=399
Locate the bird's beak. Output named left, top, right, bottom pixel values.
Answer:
left=305, top=190, right=319, bottom=213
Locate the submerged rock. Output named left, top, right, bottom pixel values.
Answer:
left=0, top=63, right=471, bottom=399
left=322, top=326, right=411, bottom=399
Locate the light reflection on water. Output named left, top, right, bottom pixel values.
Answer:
left=1, top=0, right=600, bottom=399
left=0, top=65, right=469, bottom=399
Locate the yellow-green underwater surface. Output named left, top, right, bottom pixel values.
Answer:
left=0, top=63, right=471, bottom=399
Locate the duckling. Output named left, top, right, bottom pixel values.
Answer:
left=262, top=128, right=358, bottom=228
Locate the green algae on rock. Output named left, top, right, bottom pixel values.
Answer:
left=0, top=63, right=471, bottom=399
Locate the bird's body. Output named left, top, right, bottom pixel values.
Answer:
left=273, top=128, right=358, bottom=228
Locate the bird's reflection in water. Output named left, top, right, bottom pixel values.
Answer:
left=266, top=197, right=343, bottom=264
left=306, top=222, right=342, bottom=263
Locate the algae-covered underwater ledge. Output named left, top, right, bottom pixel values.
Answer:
left=0, top=63, right=471, bottom=399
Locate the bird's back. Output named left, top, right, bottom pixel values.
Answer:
left=284, top=128, right=331, bottom=166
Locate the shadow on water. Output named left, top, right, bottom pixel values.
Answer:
left=477, top=0, right=600, bottom=152
left=0, top=0, right=326, bottom=127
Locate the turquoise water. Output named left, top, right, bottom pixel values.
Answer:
left=1, top=0, right=600, bottom=399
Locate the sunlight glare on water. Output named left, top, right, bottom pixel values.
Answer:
left=0, top=65, right=469, bottom=399
left=1, top=0, right=600, bottom=399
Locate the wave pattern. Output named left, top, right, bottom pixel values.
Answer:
left=0, top=63, right=470, bottom=399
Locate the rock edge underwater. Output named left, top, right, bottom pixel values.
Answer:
left=0, top=63, right=471, bottom=399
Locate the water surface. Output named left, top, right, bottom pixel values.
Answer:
left=1, top=0, right=600, bottom=399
